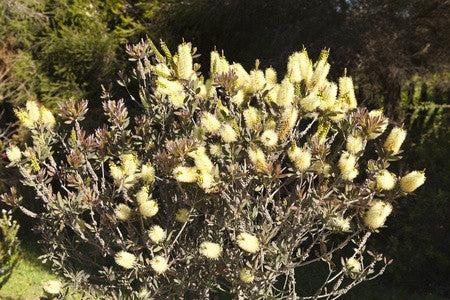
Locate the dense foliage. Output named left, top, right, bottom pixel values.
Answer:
left=0, top=209, right=20, bottom=289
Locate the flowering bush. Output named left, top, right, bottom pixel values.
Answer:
left=1, top=39, right=426, bottom=298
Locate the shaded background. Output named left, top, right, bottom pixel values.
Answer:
left=0, top=0, right=449, bottom=298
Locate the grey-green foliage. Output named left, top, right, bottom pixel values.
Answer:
left=0, top=209, right=20, bottom=289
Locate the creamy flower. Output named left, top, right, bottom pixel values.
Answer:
left=43, top=280, right=63, bottom=295
left=231, top=63, right=250, bottom=89
left=288, top=143, right=311, bottom=172
left=313, top=161, right=332, bottom=177
left=136, top=186, right=150, bottom=204
left=40, top=106, right=56, bottom=127
left=26, top=100, right=40, bottom=123
left=189, top=147, right=214, bottom=173
left=364, top=201, right=393, bottom=230
left=300, top=93, right=321, bottom=112
left=265, top=67, right=277, bottom=87
left=341, top=167, right=358, bottom=181
left=400, top=171, right=426, bottom=193
left=149, top=225, right=167, bottom=243
left=260, top=129, right=278, bottom=148
left=383, top=127, right=407, bottom=154
left=278, top=106, right=299, bottom=140
left=243, top=106, right=260, bottom=129
left=375, top=170, right=396, bottom=191
left=110, top=162, right=125, bottom=182
left=239, top=268, right=255, bottom=283
left=199, top=241, right=222, bottom=259
left=338, top=77, right=357, bottom=109
left=310, top=58, right=330, bottom=91
left=232, top=90, right=245, bottom=106
left=220, top=123, right=238, bottom=143
left=141, top=163, right=155, bottom=184
left=173, top=166, right=198, bottom=183
left=345, top=257, right=362, bottom=273
left=175, top=208, right=190, bottom=222
left=115, top=251, right=136, bottom=269
left=320, top=81, right=337, bottom=110
left=338, top=151, right=356, bottom=173
left=248, top=147, right=268, bottom=171
left=115, top=204, right=131, bottom=221
left=276, top=78, right=294, bottom=107
left=177, top=42, right=193, bottom=80
left=197, top=171, right=214, bottom=190
left=151, top=63, right=171, bottom=78
left=122, top=153, right=138, bottom=176
left=209, top=144, right=223, bottom=157
left=346, top=134, right=364, bottom=154
left=139, top=200, right=158, bottom=217
left=237, top=232, right=260, bottom=253
left=248, top=70, right=266, bottom=93
left=201, top=112, right=221, bottom=134
left=6, top=146, right=22, bottom=162
left=150, top=255, right=168, bottom=274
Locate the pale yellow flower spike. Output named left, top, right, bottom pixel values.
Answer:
left=277, top=78, right=295, bottom=107
left=364, top=201, right=393, bottom=230
left=115, top=251, right=136, bottom=269
left=400, top=171, right=426, bottom=193
left=199, top=241, right=222, bottom=259
left=177, top=42, right=193, bottom=80
left=383, top=127, right=407, bottom=154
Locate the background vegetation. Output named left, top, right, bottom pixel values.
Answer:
left=0, top=0, right=448, bottom=298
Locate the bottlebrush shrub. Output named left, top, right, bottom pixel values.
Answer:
left=2, top=39, right=426, bottom=298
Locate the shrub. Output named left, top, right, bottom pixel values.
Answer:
left=2, top=39, right=426, bottom=298
left=0, top=209, right=20, bottom=289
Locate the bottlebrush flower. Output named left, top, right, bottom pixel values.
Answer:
left=383, top=127, right=407, bottom=154
left=260, top=129, right=278, bottom=148
left=149, top=225, right=167, bottom=243
left=115, top=251, right=136, bottom=269
left=177, top=42, right=193, bottom=80
left=139, top=200, right=158, bottom=217
left=364, top=201, right=393, bottom=230
left=173, top=166, right=198, bottom=183
left=236, top=232, right=260, bottom=253
left=239, top=268, right=255, bottom=283
left=42, top=280, right=63, bottom=295
left=375, top=170, right=396, bottom=191
left=115, top=204, right=131, bottom=221
left=201, top=112, right=221, bottom=134
left=400, top=171, right=426, bottom=193
left=6, top=146, right=22, bottom=163
left=346, top=134, right=364, bottom=154
left=199, top=241, right=222, bottom=259
left=150, top=255, right=168, bottom=274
